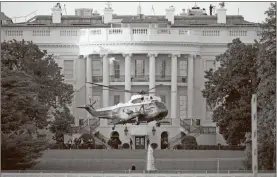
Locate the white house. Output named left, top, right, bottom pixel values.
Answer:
left=1, top=2, right=259, bottom=149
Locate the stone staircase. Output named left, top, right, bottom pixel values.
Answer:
left=168, top=119, right=203, bottom=149
left=74, top=118, right=112, bottom=149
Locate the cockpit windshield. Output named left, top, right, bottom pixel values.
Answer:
left=131, top=98, right=143, bottom=104
left=155, top=102, right=167, bottom=109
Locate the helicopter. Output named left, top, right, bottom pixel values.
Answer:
left=77, top=82, right=169, bottom=130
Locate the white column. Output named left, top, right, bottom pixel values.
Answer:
left=170, top=53, right=179, bottom=119
left=148, top=53, right=157, bottom=96
left=86, top=55, right=93, bottom=118
left=187, top=54, right=194, bottom=119
left=101, top=53, right=109, bottom=107
left=123, top=53, right=132, bottom=102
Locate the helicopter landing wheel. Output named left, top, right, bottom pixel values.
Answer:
left=112, top=126, right=115, bottom=130
left=136, top=122, right=140, bottom=125
left=156, top=122, right=161, bottom=127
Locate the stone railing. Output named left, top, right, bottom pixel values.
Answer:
left=1, top=27, right=258, bottom=45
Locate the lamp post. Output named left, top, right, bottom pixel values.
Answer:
left=152, top=126, right=156, bottom=136
left=124, top=127, right=128, bottom=136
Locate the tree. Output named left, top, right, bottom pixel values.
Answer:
left=49, top=106, right=75, bottom=144
left=1, top=39, right=74, bottom=108
left=202, top=38, right=259, bottom=145
left=1, top=66, right=49, bottom=170
left=1, top=40, right=75, bottom=169
left=256, top=2, right=276, bottom=170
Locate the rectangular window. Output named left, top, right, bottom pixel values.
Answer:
left=92, top=60, right=101, bottom=76
left=179, top=96, right=187, bottom=119
left=135, top=59, right=145, bottom=77
left=64, top=60, right=74, bottom=79
left=113, top=61, right=120, bottom=78
left=160, top=60, right=166, bottom=78
left=179, top=60, right=188, bottom=76
left=114, top=95, right=120, bottom=105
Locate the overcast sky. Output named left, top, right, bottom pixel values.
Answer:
left=1, top=1, right=273, bottom=23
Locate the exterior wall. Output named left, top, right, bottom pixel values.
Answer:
left=1, top=24, right=258, bottom=147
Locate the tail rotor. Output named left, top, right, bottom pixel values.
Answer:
left=88, top=98, right=98, bottom=110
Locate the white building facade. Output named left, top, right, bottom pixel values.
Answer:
left=1, top=3, right=259, bottom=149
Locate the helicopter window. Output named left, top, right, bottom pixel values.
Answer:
left=131, top=98, right=143, bottom=104
left=155, top=102, right=166, bottom=109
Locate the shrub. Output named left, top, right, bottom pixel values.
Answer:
left=95, top=145, right=107, bottom=149
left=122, top=143, right=130, bottom=149
left=151, top=143, right=158, bottom=149
left=181, top=135, right=198, bottom=149
left=197, top=145, right=246, bottom=150
left=79, top=133, right=94, bottom=143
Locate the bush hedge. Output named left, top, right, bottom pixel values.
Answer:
left=122, top=143, right=130, bottom=149
left=197, top=145, right=246, bottom=150
left=151, top=143, right=158, bottom=149
left=173, top=144, right=246, bottom=150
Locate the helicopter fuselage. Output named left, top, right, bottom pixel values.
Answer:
left=92, top=100, right=168, bottom=124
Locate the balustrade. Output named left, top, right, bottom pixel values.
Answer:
left=131, top=75, right=149, bottom=82
left=92, top=76, right=103, bottom=82
left=93, top=75, right=186, bottom=83
left=156, top=75, right=171, bottom=82
left=2, top=27, right=257, bottom=44
left=110, top=75, right=125, bottom=82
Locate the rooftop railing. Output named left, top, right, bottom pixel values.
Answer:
left=1, top=28, right=258, bottom=45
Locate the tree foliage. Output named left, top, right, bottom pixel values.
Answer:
left=256, top=2, right=276, bottom=170
left=202, top=3, right=276, bottom=170
left=1, top=39, right=74, bottom=108
left=202, top=38, right=259, bottom=145
left=1, top=62, right=49, bottom=170
left=49, top=106, right=74, bottom=143
left=1, top=40, right=74, bottom=170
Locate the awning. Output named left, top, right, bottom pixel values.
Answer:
left=130, top=126, right=148, bottom=136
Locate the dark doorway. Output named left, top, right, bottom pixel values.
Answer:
left=135, top=136, right=145, bottom=149
left=161, top=131, right=169, bottom=149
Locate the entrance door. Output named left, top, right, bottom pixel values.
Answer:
left=135, top=136, right=145, bottom=149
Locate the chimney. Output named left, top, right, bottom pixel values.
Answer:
left=51, top=3, right=62, bottom=24
left=103, top=3, right=113, bottom=24
left=203, top=8, right=207, bottom=15
left=166, top=5, right=175, bottom=24
left=217, top=6, right=227, bottom=23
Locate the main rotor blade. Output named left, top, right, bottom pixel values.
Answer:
left=146, top=84, right=163, bottom=93
left=86, top=82, right=137, bottom=94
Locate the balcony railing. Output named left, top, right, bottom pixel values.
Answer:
left=177, top=76, right=187, bottom=83
left=91, top=75, right=187, bottom=83
left=160, top=118, right=172, bottom=125
left=92, top=76, right=103, bottom=82
left=200, top=126, right=216, bottom=134
left=110, top=75, right=125, bottom=82
left=131, top=75, right=149, bottom=82
left=108, top=118, right=171, bottom=125
left=156, top=75, right=171, bottom=82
